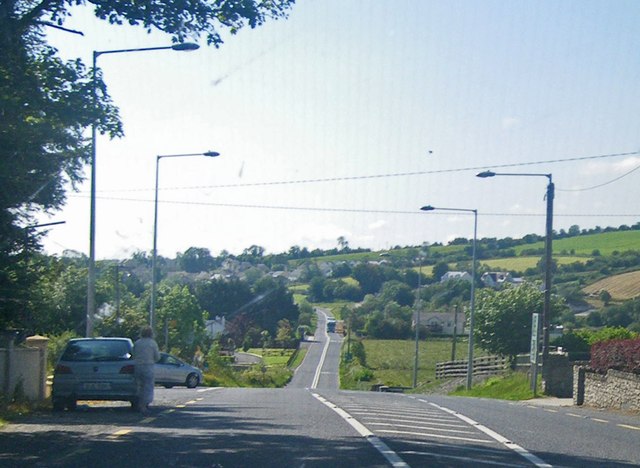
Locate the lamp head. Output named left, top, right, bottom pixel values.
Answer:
left=476, top=170, right=496, bottom=178
left=203, top=151, right=221, bottom=157
left=420, top=205, right=435, bottom=212
left=172, top=42, right=200, bottom=51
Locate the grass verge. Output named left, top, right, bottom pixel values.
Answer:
left=449, top=372, right=539, bottom=400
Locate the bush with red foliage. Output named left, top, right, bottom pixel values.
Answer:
left=590, top=338, right=640, bottom=374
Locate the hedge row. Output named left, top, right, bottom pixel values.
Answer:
left=590, top=338, right=640, bottom=374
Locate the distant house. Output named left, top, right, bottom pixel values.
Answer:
left=414, top=311, right=465, bottom=336
left=205, top=316, right=226, bottom=339
left=481, top=272, right=523, bottom=289
left=440, top=271, right=472, bottom=283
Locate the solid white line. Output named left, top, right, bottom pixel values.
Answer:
left=427, top=401, right=552, bottom=468
left=310, top=310, right=331, bottom=389
left=312, top=393, right=409, bottom=467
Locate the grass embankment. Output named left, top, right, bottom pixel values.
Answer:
left=341, top=338, right=488, bottom=393
left=450, top=372, right=539, bottom=400
left=204, top=347, right=306, bottom=388
left=341, top=338, right=543, bottom=401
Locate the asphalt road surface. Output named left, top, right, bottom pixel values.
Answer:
left=2, top=308, right=639, bottom=467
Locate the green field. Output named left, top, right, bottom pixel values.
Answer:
left=514, top=230, right=640, bottom=256
left=246, top=348, right=296, bottom=366
left=480, top=256, right=589, bottom=273
left=343, top=338, right=487, bottom=391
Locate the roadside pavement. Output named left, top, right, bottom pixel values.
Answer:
left=522, top=397, right=574, bottom=407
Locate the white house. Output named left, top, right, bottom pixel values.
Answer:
left=440, top=271, right=472, bottom=283
left=481, top=271, right=523, bottom=289
left=205, top=316, right=226, bottom=338
left=414, top=311, right=466, bottom=335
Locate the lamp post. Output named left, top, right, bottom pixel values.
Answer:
left=412, top=254, right=422, bottom=388
left=421, top=205, right=477, bottom=390
left=150, top=151, right=221, bottom=330
left=477, top=171, right=554, bottom=372
left=86, top=42, right=200, bottom=337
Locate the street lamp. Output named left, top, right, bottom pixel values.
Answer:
left=476, top=170, right=554, bottom=373
left=86, top=42, right=200, bottom=337
left=421, top=205, right=478, bottom=390
left=150, top=151, right=221, bottom=330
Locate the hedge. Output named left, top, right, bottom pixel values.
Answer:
left=590, top=337, right=640, bottom=374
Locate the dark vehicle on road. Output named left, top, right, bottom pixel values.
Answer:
left=52, top=337, right=138, bottom=411
left=155, top=352, right=203, bottom=388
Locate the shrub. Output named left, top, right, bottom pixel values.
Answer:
left=350, top=340, right=367, bottom=366
left=46, top=331, right=79, bottom=371
left=590, top=338, right=640, bottom=374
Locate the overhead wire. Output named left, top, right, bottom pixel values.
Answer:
left=67, top=193, right=640, bottom=218
left=93, top=149, right=640, bottom=194
left=556, top=162, right=640, bottom=192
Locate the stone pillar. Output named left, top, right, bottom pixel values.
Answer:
left=25, top=335, right=49, bottom=400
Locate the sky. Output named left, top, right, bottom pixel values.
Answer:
left=39, top=0, right=640, bottom=260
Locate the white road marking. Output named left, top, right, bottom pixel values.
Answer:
left=312, top=393, right=409, bottom=467
left=369, top=422, right=477, bottom=435
left=425, top=400, right=552, bottom=468
left=376, top=429, right=492, bottom=443
left=310, top=311, right=332, bottom=389
left=108, top=429, right=132, bottom=438
left=618, top=424, right=640, bottom=431
left=362, top=417, right=465, bottom=429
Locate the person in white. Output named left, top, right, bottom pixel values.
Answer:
left=133, top=326, right=160, bottom=413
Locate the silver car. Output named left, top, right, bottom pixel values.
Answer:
left=52, top=337, right=138, bottom=411
left=155, top=352, right=203, bottom=388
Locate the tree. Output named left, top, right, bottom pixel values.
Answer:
left=474, top=282, right=565, bottom=362
left=194, top=278, right=253, bottom=318
left=432, top=261, right=449, bottom=282
left=379, top=280, right=414, bottom=307
left=599, top=290, right=612, bottom=306
left=1, top=0, right=295, bottom=328
left=156, top=285, right=206, bottom=358
left=177, top=247, right=215, bottom=273
left=352, top=263, right=385, bottom=295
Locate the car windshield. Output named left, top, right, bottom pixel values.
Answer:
left=61, top=341, right=132, bottom=362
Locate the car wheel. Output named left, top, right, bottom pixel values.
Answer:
left=52, top=397, right=65, bottom=412
left=186, top=373, right=199, bottom=388
left=163, top=385, right=173, bottom=389
left=66, top=399, right=77, bottom=411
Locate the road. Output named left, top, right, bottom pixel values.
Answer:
left=1, top=308, right=639, bottom=467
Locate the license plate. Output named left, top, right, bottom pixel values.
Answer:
left=83, top=382, right=111, bottom=390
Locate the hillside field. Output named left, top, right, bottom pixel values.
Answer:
left=480, top=256, right=589, bottom=273
left=513, top=230, right=640, bottom=256
left=582, top=270, right=640, bottom=301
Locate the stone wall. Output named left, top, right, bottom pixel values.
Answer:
left=574, top=366, right=640, bottom=412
